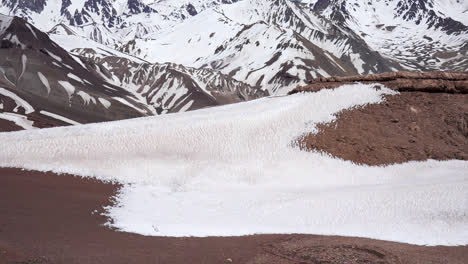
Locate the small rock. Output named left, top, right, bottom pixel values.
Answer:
left=410, top=106, right=419, bottom=113
left=409, top=123, right=420, bottom=132
left=225, top=258, right=233, bottom=263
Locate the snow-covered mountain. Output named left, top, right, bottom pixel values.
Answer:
left=1, top=0, right=467, bottom=96
left=48, top=23, right=267, bottom=113
left=77, top=50, right=268, bottom=114
left=0, top=14, right=264, bottom=129
left=313, top=0, right=468, bottom=71
left=119, top=0, right=402, bottom=93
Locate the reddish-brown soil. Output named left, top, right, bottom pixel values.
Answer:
left=290, top=71, right=468, bottom=94
left=1, top=168, right=467, bottom=264
left=0, top=119, right=22, bottom=132
left=302, top=92, right=468, bottom=166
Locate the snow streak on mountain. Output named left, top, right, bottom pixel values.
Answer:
left=1, top=0, right=467, bottom=96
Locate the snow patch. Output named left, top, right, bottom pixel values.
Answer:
left=45, top=49, right=62, bottom=62
left=37, top=72, right=51, bottom=94
left=98, top=98, right=111, bottom=108
left=112, top=97, right=146, bottom=113
left=0, top=84, right=467, bottom=245
left=67, top=73, right=84, bottom=84
left=179, top=100, right=193, bottom=112
left=58, top=81, right=75, bottom=98
left=0, top=88, right=34, bottom=114
left=77, top=91, right=96, bottom=105
left=0, top=14, right=12, bottom=35
left=39, top=110, right=80, bottom=125
left=0, top=112, right=35, bottom=130
left=52, top=61, right=62, bottom=68
left=25, top=23, right=37, bottom=39
left=8, top=35, right=25, bottom=49
left=19, top=54, right=27, bottom=80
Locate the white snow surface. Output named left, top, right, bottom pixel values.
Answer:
left=37, top=72, right=51, bottom=94
left=0, top=88, right=34, bottom=114
left=98, top=98, right=111, bottom=108
left=0, top=14, right=12, bottom=35
left=67, top=73, right=84, bottom=84
left=39, top=110, right=81, bottom=125
left=58, top=81, right=75, bottom=98
left=77, top=91, right=96, bottom=105
left=0, top=84, right=467, bottom=246
left=0, top=112, right=35, bottom=129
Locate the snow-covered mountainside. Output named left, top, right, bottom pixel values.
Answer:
left=48, top=23, right=267, bottom=113
left=313, top=0, right=468, bottom=71
left=2, top=0, right=466, bottom=95
left=0, top=14, right=265, bottom=127
left=81, top=57, right=268, bottom=114
left=1, top=84, right=467, bottom=245
left=120, top=0, right=401, bottom=93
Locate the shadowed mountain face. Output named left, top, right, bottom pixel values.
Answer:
left=0, top=14, right=152, bottom=127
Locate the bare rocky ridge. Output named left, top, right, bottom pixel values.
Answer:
left=290, top=71, right=468, bottom=94
left=293, top=72, right=468, bottom=165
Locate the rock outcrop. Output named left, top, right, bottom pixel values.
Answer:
left=296, top=71, right=468, bottom=165
left=290, top=71, right=468, bottom=94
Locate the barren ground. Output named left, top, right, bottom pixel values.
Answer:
left=302, top=92, right=467, bottom=165
left=1, top=168, right=467, bottom=264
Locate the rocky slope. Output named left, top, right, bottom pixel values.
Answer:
left=290, top=71, right=468, bottom=94
left=294, top=71, right=468, bottom=165
left=0, top=14, right=151, bottom=128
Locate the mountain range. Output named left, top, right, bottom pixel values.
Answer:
left=0, top=0, right=467, bottom=127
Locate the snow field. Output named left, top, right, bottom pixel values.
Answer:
left=0, top=84, right=466, bottom=245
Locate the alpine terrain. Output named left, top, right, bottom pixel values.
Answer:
left=0, top=1, right=467, bottom=264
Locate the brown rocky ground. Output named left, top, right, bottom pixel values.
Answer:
left=0, top=119, right=22, bottom=132
left=1, top=168, right=467, bottom=264
left=301, top=92, right=468, bottom=165
left=290, top=71, right=468, bottom=94
left=293, top=71, right=468, bottom=165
